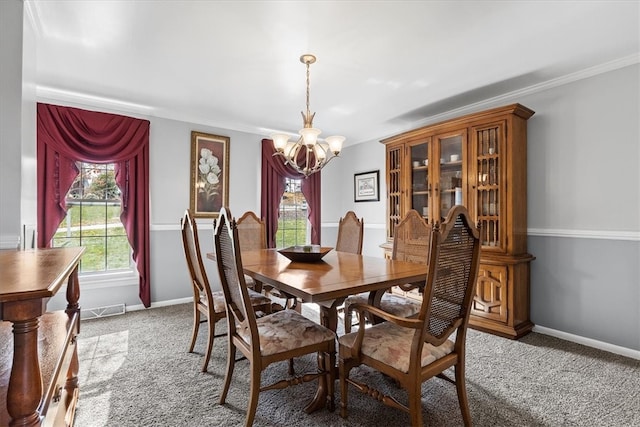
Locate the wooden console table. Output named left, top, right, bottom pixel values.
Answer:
left=0, top=247, right=84, bottom=427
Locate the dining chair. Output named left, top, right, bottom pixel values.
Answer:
left=236, top=210, right=298, bottom=313
left=343, top=209, right=430, bottom=333
left=339, top=205, right=481, bottom=426
left=236, top=211, right=267, bottom=292
left=180, top=209, right=272, bottom=372
left=335, top=211, right=364, bottom=254
left=213, top=207, right=337, bottom=426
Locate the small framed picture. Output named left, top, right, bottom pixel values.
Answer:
left=354, top=170, right=380, bottom=202
left=190, top=131, right=230, bottom=218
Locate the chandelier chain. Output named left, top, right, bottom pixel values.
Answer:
left=305, top=60, right=311, bottom=124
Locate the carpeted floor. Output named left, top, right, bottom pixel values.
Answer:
left=74, top=303, right=639, bottom=427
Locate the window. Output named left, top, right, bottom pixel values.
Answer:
left=52, top=162, right=133, bottom=275
left=275, top=178, right=309, bottom=248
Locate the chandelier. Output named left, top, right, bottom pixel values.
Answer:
left=271, top=54, right=344, bottom=177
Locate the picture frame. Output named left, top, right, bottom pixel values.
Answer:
left=190, top=131, right=230, bottom=218
left=354, top=170, right=380, bottom=202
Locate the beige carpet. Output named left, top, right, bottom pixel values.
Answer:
left=74, top=303, right=639, bottom=427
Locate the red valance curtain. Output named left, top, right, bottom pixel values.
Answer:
left=37, top=103, right=151, bottom=307
left=260, top=139, right=321, bottom=248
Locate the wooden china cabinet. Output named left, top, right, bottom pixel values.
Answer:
left=381, top=103, right=535, bottom=339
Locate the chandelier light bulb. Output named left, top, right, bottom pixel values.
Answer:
left=283, top=141, right=297, bottom=160
left=271, top=133, right=290, bottom=151
left=299, top=127, right=321, bottom=147
left=325, top=135, right=345, bottom=155
left=314, top=143, right=328, bottom=161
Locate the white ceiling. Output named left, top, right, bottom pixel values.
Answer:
left=26, top=1, right=639, bottom=146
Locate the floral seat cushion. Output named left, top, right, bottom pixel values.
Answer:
left=346, top=292, right=421, bottom=319
left=206, top=289, right=271, bottom=314
left=243, top=274, right=257, bottom=288
left=339, top=321, right=454, bottom=373
left=239, top=309, right=336, bottom=356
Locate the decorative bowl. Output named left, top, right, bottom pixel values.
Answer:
left=278, top=246, right=333, bottom=263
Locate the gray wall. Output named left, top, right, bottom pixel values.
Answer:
left=0, top=0, right=23, bottom=250
left=320, top=141, right=388, bottom=258
left=524, top=64, right=639, bottom=352
left=1, top=5, right=638, bottom=353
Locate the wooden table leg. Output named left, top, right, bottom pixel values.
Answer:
left=304, top=299, right=343, bottom=414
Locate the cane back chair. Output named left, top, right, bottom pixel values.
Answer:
left=335, top=211, right=364, bottom=254
left=343, top=209, right=430, bottom=332
left=180, top=209, right=272, bottom=372
left=236, top=211, right=267, bottom=291
left=236, top=210, right=298, bottom=313
left=213, top=207, right=337, bottom=426
left=339, top=206, right=481, bottom=426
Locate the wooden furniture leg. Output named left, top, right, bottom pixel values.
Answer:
left=5, top=301, right=44, bottom=427
left=64, top=268, right=81, bottom=421
left=304, top=298, right=343, bottom=413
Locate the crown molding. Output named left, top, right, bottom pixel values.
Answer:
left=36, top=86, right=155, bottom=117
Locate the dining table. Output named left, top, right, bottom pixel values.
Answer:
left=207, top=248, right=428, bottom=413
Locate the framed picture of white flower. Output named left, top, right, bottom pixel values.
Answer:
left=190, top=131, right=230, bottom=218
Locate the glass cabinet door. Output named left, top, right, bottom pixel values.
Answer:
left=473, top=123, right=504, bottom=249
left=386, top=145, right=403, bottom=240
left=434, top=132, right=466, bottom=221
left=409, top=139, right=430, bottom=222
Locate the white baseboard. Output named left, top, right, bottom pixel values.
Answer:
left=533, top=325, right=639, bottom=360
left=125, top=296, right=192, bottom=312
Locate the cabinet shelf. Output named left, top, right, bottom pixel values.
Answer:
left=440, top=161, right=462, bottom=168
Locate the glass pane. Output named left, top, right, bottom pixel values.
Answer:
left=51, top=235, right=81, bottom=248
left=79, top=236, right=107, bottom=273
left=107, top=235, right=132, bottom=270
left=388, top=147, right=402, bottom=238
left=410, top=142, right=430, bottom=220
left=86, top=164, right=120, bottom=200
left=78, top=204, right=107, bottom=238
left=106, top=203, right=126, bottom=236
left=275, top=178, right=309, bottom=248
left=438, top=135, right=463, bottom=219
left=476, top=126, right=501, bottom=247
